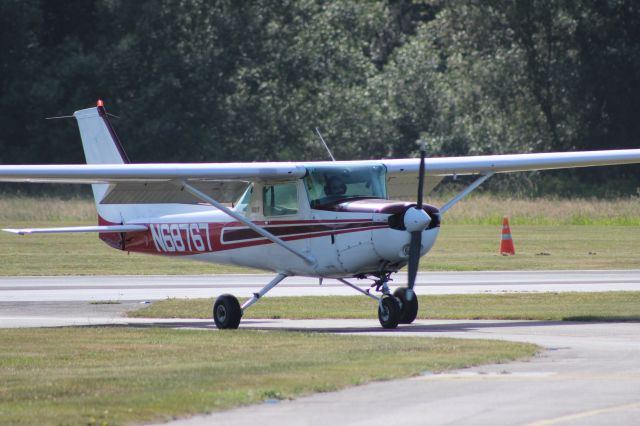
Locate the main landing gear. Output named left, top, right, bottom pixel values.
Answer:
left=338, top=275, right=419, bottom=329
left=212, top=273, right=416, bottom=330
left=213, top=294, right=242, bottom=329
left=213, top=273, right=288, bottom=329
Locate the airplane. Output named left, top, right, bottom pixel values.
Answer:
left=1, top=101, right=639, bottom=329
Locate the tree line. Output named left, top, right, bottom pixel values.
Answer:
left=1, top=0, right=639, bottom=196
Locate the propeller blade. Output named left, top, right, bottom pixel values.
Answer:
left=407, top=230, right=421, bottom=290
left=408, top=141, right=427, bottom=290
left=416, top=143, right=426, bottom=209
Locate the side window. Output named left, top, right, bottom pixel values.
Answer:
left=263, top=182, right=299, bottom=216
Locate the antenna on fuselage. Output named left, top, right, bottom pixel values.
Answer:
left=314, top=127, right=336, bottom=161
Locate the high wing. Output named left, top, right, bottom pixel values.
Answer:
left=0, top=162, right=306, bottom=184
left=383, top=149, right=640, bottom=199
left=0, top=162, right=306, bottom=204
left=382, top=149, right=640, bottom=176
left=1, top=149, right=639, bottom=203
left=1, top=149, right=639, bottom=184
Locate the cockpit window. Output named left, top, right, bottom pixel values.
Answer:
left=263, top=182, right=299, bottom=216
left=304, top=165, right=386, bottom=207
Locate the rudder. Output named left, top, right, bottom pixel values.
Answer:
left=73, top=101, right=130, bottom=221
left=73, top=101, right=129, bottom=165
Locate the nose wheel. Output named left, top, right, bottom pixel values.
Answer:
left=378, top=295, right=401, bottom=329
left=393, top=287, right=419, bottom=324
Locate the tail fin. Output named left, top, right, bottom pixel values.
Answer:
left=74, top=100, right=130, bottom=165
left=73, top=101, right=130, bottom=221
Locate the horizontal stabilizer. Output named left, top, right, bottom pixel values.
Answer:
left=2, top=224, right=148, bottom=235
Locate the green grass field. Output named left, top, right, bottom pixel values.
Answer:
left=0, top=327, right=536, bottom=425
left=130, top=292, right=640, bottom=322
left=0, top=195, right=638, bottom=274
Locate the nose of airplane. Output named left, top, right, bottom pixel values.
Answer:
left=386, top=203, right=440, bottom=231
left=403, top=206, right=432, bottom=232
left=372, top=202, right=441, bottom=262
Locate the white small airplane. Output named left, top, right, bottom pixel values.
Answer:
left=2, top=101, right=639, bottom=329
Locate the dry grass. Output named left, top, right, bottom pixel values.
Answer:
left=0, top=196, right=96, bottom=222
left=430, top=195, right=640, bottom=225
left=1, top=195, right=638, bottom=225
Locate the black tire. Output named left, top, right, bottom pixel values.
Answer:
left=394, top=287, right=419, bottom=324
left=213, top=294, right=242, bottom=329
left=378, top=295, right=401, bottom=329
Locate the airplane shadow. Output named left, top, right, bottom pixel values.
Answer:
left=240, top=320, right=572, bottom=334
left=91, top=318, right=578, bottom=334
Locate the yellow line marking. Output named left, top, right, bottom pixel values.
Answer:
left=525, top=401, right=640, bottom=426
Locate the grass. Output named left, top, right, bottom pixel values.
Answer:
left=430, top=194, right=640, bottom=226
left=1, top=195, right=639, bottom=275
left=130, top=292, right=640, bottom=322
left=0, top=221, right=255, bottom=275
left=0, top=196, right=96, bottom=222
left=3, top=194, right=638, bottom=225
left=428, top=224, right=640, bottom=271
left=0, top=327, right=537, bottom=425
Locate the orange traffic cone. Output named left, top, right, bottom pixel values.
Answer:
left=500, top=216, right=515, bottom=256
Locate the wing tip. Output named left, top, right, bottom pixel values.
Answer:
left=2, top=228, right=29, bottom=235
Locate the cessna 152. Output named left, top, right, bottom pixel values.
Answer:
left=1, top=101, right=640, bottom=329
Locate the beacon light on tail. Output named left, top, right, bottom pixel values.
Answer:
left=1, top=100, right=640, bottom=329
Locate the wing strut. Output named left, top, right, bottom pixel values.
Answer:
left=177, top=181, right=316, bottom=265
left=439, top=172, right=495, bottom=214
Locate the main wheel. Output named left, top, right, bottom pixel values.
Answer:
left=213, top=294, right=242, bottom=329
left=394, top=287, right=419, bottom=324
left=378, top=295, right=401, bottom=329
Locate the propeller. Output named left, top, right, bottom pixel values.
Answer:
left=403, top=141, right=431, bottom=296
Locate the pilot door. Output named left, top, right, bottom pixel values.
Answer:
left=248, top=181, right=319, bottom=274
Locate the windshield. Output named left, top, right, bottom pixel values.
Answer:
left=235, top=185, right=253, bottom=213
left=304, top=165, right=387, bottom=207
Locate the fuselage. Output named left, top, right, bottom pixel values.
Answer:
left=98, top=164, right=441, bottom=278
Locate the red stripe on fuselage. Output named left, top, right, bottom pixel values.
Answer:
left=221, top=221, right=380, bottom=243
left=98, top=217, right=388, bottom=256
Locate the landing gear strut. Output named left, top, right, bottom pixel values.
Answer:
left=212, top=273, right=288, bottom=329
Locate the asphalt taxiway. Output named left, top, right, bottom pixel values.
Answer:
left=1, top=270, right=639, bottom=302
left=1, top=271, right=639, bottom=425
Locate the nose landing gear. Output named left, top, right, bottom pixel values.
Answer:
left=339, top=275, right=419, bottom=329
